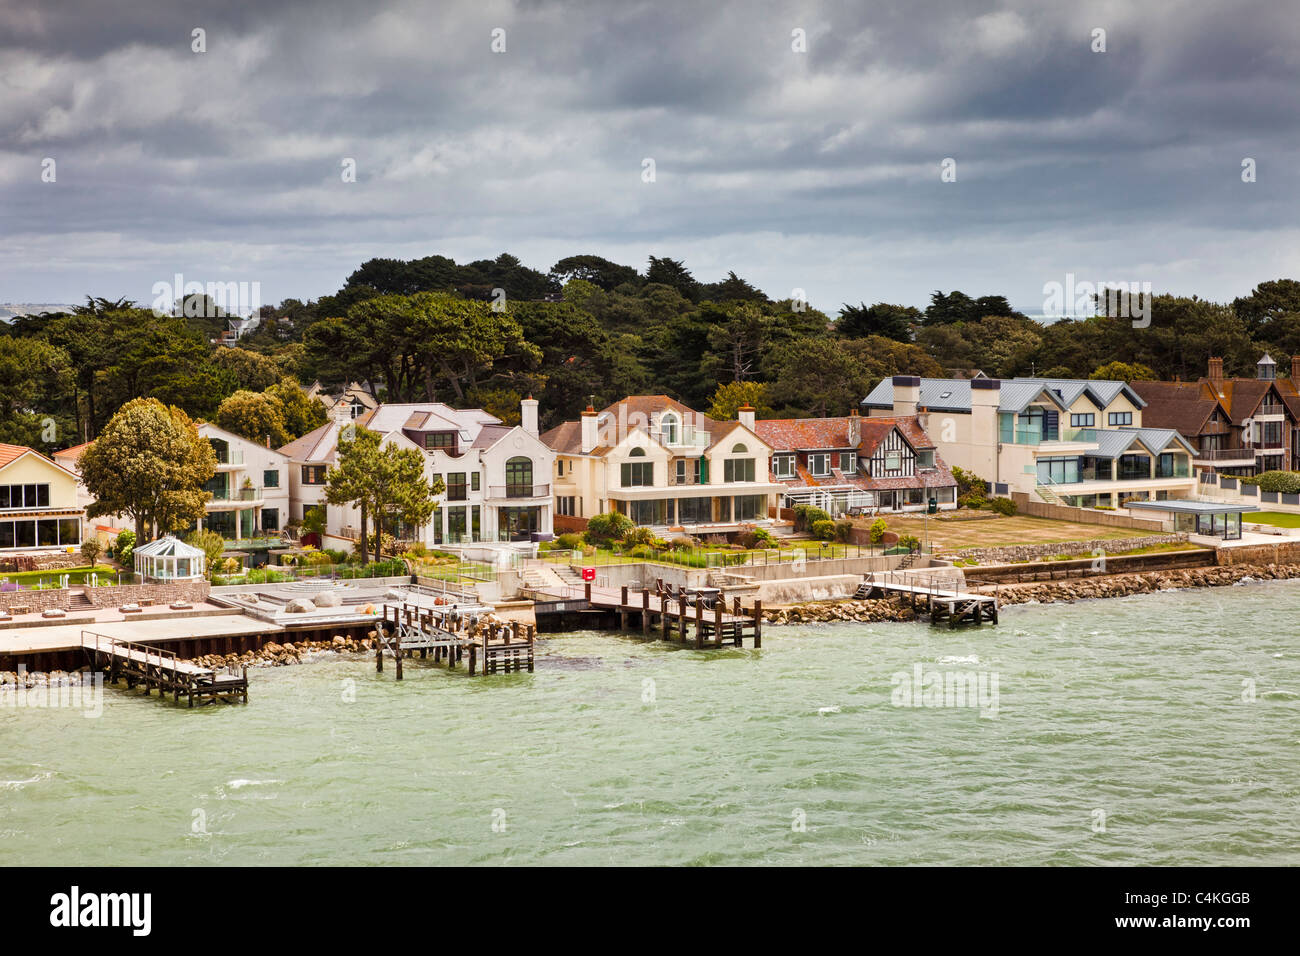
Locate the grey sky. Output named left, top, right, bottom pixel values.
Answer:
left=2, top=0, right=1298, bottom=314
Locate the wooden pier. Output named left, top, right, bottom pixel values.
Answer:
left=81, top=630, right=249, bottom=706
left=856, top=571, right=998, bottom=627
left=534, top=583, right=761, bottom=649
left=377, top=602, right=535, bottom=678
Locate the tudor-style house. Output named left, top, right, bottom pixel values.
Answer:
left=1131, top=355, right=1300, bottom=478
left=753, top=410, right=957, bottom=514
left=543, top=396, right=785, bottom=532
left=280, top=397, right=554, bottom=549
left=0, top=443, right=83, bottom=553
left=305, top=380, right=379, bottom=422
left=862, top=375, right=1197, bottom=508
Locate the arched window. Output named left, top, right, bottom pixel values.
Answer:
left=506, top=456, right=533, bottom=497
left=629, top=447, right=647, bottom=457
left=732, top=442, right=748, bottom=453
left=661, top=413, right=679, bottom=444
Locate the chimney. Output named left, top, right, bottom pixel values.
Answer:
left=892, top=375, right=921, bottom=416
left=580, top=405, right=598, bottom=454
left=737, top=404, right=755, bottom=431
left=331, top=401, right=352, bottom=426
left=970, top=377, right=1001, bottom=480
left=520, top=395, right=539, bottom=437
left=1208, top=357, right=1224, bottom=383
left=1292, top=355, right=1300, bottom=381
left=265, top=434, right=271, bottom=449
left=848, top=408, right=861, bottom=447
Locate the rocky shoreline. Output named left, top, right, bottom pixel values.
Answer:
left=763, top=562, right=1300, bottom=625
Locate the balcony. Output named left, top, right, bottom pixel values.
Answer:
left=1194, top=447, right=1257, bottom=463
left=667, top=473, right=704, bottom=486
left=214, top=450, right=245, bottom=470
left=207, top=485, right=266, bottom=509
left=1256, top=402, right=1286, bottom=419
left=1004, top=427, right=1098, bottom=446
left=1253, top=441, right=1285, bottom=453
left=486, top=483, right=550, bottom=499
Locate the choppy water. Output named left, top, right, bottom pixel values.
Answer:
left=2, top=580, right=1298, bottom=866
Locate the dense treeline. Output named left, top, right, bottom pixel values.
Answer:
left=4, top=251, right=1299, bottom=453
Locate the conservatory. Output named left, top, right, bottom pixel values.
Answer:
left=133, top=535, right=207, bottom=582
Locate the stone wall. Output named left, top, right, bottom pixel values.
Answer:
left=1215, top=541, right=1300, bottom=566
left=1, top=581, right=209, bottom=614
left=950, top=534, right=1187, bottom=565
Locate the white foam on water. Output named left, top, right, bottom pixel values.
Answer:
left=227, top=778, right=283, bottom=789
left=818, top=705, right=841, bottom=715
left=937, top=655, right=979, bottom=665
left=0, top=771, right=53, bottom=791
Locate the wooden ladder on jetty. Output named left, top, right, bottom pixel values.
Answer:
left=377, top=602, right=535, bottom=679
left=81, top=630, right=249, bottom=707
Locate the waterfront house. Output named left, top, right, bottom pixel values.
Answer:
left=542, top=396, right=784, bottom=533
left=1130, top=356, right=1300, bottom=478
left=280, top=396, right=555, bottom=550
left=0, top=443, right=83, bottom=553
left=862, top=375, right=1197, bottom=507
left=193, top=423, right=293, bottom=549
left=752, top=410, right=958, bottom=515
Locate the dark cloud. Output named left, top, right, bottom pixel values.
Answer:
left=1, top=0, right=1298, bottom=313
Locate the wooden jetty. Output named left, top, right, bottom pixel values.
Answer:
left=377, top=602, right=534, bottom=678
left=534, top=582, right=761, bottom=649
left=856, top=571, right=998, bottom=627
left=81, top=630, right=249, bottom=707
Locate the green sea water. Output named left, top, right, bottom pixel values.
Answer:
left=2, top=579, right=1298, bottom=866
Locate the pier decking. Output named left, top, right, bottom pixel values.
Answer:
left=82, top=630, right=248, bottom=706
left=377, top=602, right=535, bottom=678
left=856, top=571, right=998, bottom=627
left=531, top=583, right=762, bottom=648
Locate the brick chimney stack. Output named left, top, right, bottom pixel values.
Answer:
left=1208, top=356, right=1224, bottom=383
left=1291, top=355, right=1300, bottom=381
left=848, top=407, right=861, bottom=447
left=580, top=405, right=598, bottom=454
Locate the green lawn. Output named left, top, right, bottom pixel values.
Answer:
left=1245, top=511, right=1300, bottom=528
left=0, top=564, right=123, bottom=588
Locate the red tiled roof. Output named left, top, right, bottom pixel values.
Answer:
left=757, top=415, right=954, bottom=492
left=0, top=443, right=30, bottom=469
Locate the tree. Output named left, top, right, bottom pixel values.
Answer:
left=266, top=377, right=327, bottom=439
left=212, top=348, right=282, bottom=391
left=80, top=538, right=102, bottom=566
left=645, top=256, right=701, bottom=302
left=185, top=528, right=227, bottom=580
left=326, top=427, right=443, bottom=563
left=1090, top=360, right=1157, bottom=381
left=215, top=390, right=291, bottom=447
left=766, top=338, right=872, bottom=417
left=549, top=254, right=641, bottom=291
left=78, top=398, right=217, bottom=544
left=708, top=381, right=773, bottom=420
left=836, top=302, right=917, bottom=342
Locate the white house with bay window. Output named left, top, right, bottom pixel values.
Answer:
left=193, top=424, right=292, bottom=547
left=278, top=397, right=554, bottom=552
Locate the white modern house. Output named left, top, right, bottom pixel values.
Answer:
left=279, top=397, right=555, bottom=554
left=193, top=423, right=293, bottom=547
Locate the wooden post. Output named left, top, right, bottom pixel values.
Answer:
left=641, top=589, right=650, bottom=634
left=714, top=600, right=723, bottom=647
left=584, top=581, right=591, bottom=603
left=661, top=596, right=671, bottom=641
left=376, top=633, right=383, bottom=672
left=695, top=597, right=704, bottom=649
left=753, top=599, right=762, bottom=647
left=395, top=643, right=403, bottom=680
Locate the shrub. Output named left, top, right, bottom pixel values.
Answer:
left=833, top=519, right=854, bottom=543
left=951, top=466, right=989, bottom=499
left=1241, top=470, right=1300, bottom=494
left=792, top=504, right=833, bottom=533
left=554, top=532, right=583, bottom=550
left=989, top=496, right=1018, bottom=516
left=629, top=544, right=654, bottom=559
left=737, top=527, right=777, bottom=549
left=810, top=519, right=837, bottom=541
left=80, top=538, right=102, bottom=566
left=185, top=529, right=227, bottom=579
left=621, top=526, right=657, bottom=547
left=868, top=517, right=888, bottom=543
left=585, top=511, right=634, bottom=545
left=957, top=494, right=986, bottom=510
left=669, top=535, right=697, bottom=551
left=899, top=534, right=921, bottom=551
left=114, top=529, right=136, bottom=566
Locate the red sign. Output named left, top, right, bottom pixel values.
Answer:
left=581, top=567, right=596, bottom=582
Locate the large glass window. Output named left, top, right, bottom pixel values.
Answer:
left=447, top=506, right=467, bottom=543
left=1036, top=457, right=1080, bottom=484
left=506, top=456, right=533, bottom=496
left=262, top=508, right=279, bottom=532
left=733, top=495, right=765, bottom=521
left=626, top=499, right=669, bottom=526
left=1071, top=413, right=1095, bottom=428
left=0, top=483, right=51, bottom=509
left=724, top=458, right=756, bottom=482
left=1108, top=411, right=1133, bottom=426
left=772, top=455, right=795, bottom=479
left=447, top=473, right=468, bottom=500
left=677, top=497, right=712, bottom=524
left=424, top=432, right=455, bottom=450
left=1117, top=453, right=1151, bottom=480
left=661, top=413, right=679, bottom=444
left=621, top=449, right=654, bottom=487
left=301, top=465, right=327, bottom=485
left=263, top=469, right=280, bottom=489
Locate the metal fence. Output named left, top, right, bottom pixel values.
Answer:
left=535, top=542, right=908, bottom=570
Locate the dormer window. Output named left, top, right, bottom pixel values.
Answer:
left=661, top=412, right=679, bottom=444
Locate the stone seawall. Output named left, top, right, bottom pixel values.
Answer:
left=951, top=534, right=1187, bottom=565
left=994, top=562, right=1300, bottom=605
left=1, top=582, right=210, bottom=614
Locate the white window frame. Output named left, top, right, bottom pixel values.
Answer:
left=809, top=453, right=831, bottom=477
left=773, top=454, right=795, bottom=479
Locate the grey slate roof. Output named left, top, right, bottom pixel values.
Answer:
left=1089, top=427, right=1195, bottom=459
left=862, top=377, right=1147, bottom=414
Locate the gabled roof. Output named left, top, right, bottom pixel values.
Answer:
left=543, top=395, right=733, bottom=456
left=1128, top=381, right=1221, bottom=437
left=0, top=442, right=78, bottom=479
left=278, top=421, right=336, bottom=462
left=1090, top=427, right=1195, bottom=460
left=861, top=376, right=1146, bottom=414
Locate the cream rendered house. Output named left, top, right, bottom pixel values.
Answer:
left=862, top=376, right=1196, bottom=508
left=0, top=443, right=83, bottom=552
left=193, top=423, right=293, bottom=547
left=543, top=396, right=784, bottom=532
